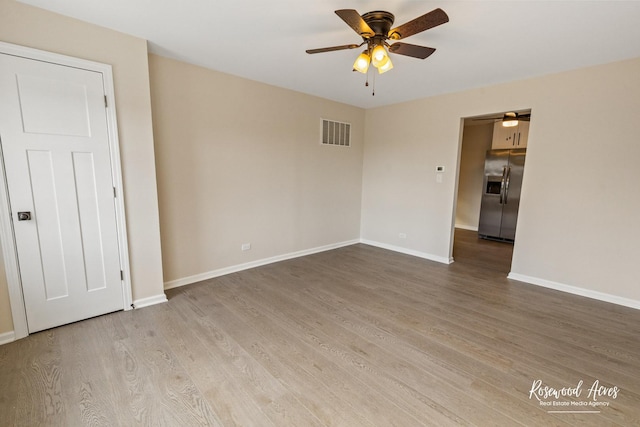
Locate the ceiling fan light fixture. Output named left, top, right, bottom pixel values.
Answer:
left=377, top=56, right=394, bottom=74
left=353, top=51, right=370, bottom=73
left=371, top=44, right=388, bottom=68
left=502, top=112, right=519, bottom=127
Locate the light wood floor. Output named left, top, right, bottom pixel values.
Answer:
left=1, top=229, right=639, bottom=426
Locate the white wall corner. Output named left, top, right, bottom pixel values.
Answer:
left=360, top=239, right=453, bottom=265
left=133, top=293, right=168, bottom=309
left=0, top=330, right=15, bottom=346
left=507, top=273, right=640, bottom=311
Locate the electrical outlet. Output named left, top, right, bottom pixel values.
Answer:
left=399, top=233, right=407, bottom=239
left=241, top=243, right=251, bottom=251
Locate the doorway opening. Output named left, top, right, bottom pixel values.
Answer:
left=451, top=109, right=531, bottom=272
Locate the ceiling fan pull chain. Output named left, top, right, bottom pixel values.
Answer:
left=372, top=71, right=376, bottom=96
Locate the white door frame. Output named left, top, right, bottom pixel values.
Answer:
left=0, top=41, right=133, bottom=340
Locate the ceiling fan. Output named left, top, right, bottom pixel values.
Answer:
left=473, top=112, right=532, bottom=127
left=306, top=8, right=449, bottom=75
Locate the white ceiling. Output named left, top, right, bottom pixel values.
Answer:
left=18, top=0, right=640, bottom=109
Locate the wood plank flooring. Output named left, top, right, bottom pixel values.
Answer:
left=1, top=229, right=639, bottom=426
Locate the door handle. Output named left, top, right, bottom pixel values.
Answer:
left=17, top=211, right=32, bottom=221
left=504, top=167, right=512, bottom=204
left=499, top=167, right=507, bottom=204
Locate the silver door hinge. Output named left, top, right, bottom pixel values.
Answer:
left=120, top=270, right=124, bottom=280
left=104, top=95, right=108, bottom=107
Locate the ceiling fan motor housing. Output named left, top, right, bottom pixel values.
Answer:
left=361, top=11, right=395, bottom=39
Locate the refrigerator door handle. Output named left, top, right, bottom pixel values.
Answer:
left=499, top=166, right=507, bottom=204
left=504, top=167, right=512, bottom=204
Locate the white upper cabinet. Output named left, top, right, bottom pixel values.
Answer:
left=492, top=120, right=529, bottom=149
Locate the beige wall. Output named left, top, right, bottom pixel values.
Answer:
left=148, top=55, right=365, bottom=284
left=455, top=123, right=494, bottom=230
left=362, top=57, right=640, bottom=302
left=0, top=0, right=165, bottom=334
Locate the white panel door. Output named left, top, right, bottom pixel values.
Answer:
left=0, top=53, right=124, bottom=332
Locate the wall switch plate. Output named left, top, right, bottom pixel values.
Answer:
left=399, top=233, right=407, bottom=239
left=436, top=173, right=443, bottom=183
left=241, top=243, right=251, bottom=251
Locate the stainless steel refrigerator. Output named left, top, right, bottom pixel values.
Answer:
left=478, top=149, right=526, bottom=241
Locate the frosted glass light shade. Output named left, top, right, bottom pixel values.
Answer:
left=377, top=56, right=394, bottom=74
left=371, top=45, right=388, bottom=68
left=353, top=52, right=370, bottom=73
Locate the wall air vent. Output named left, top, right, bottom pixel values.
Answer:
left=321, top=119, right=351, bottom=147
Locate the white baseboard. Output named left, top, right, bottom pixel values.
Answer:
left=0, top=330, right=15, bottom=345
left=133, top=294, right=168, bottom=309
left=360, top=239, right=453, bottom=264
left=164, top=239, right=360, bottom=290
left=455, top=224, right=478, bottom=232
left=508, top=273, right=640, bottom=310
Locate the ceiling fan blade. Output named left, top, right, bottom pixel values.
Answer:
left=388, top=42, right=436, bottom=59
left=388, top=8, right=449, bottom=40
left=335, top=9, right=375, bottom=37
left=306, top=44, right=361, bottom=54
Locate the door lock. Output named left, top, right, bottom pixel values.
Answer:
left=17, top=211, right=32, bottom=221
